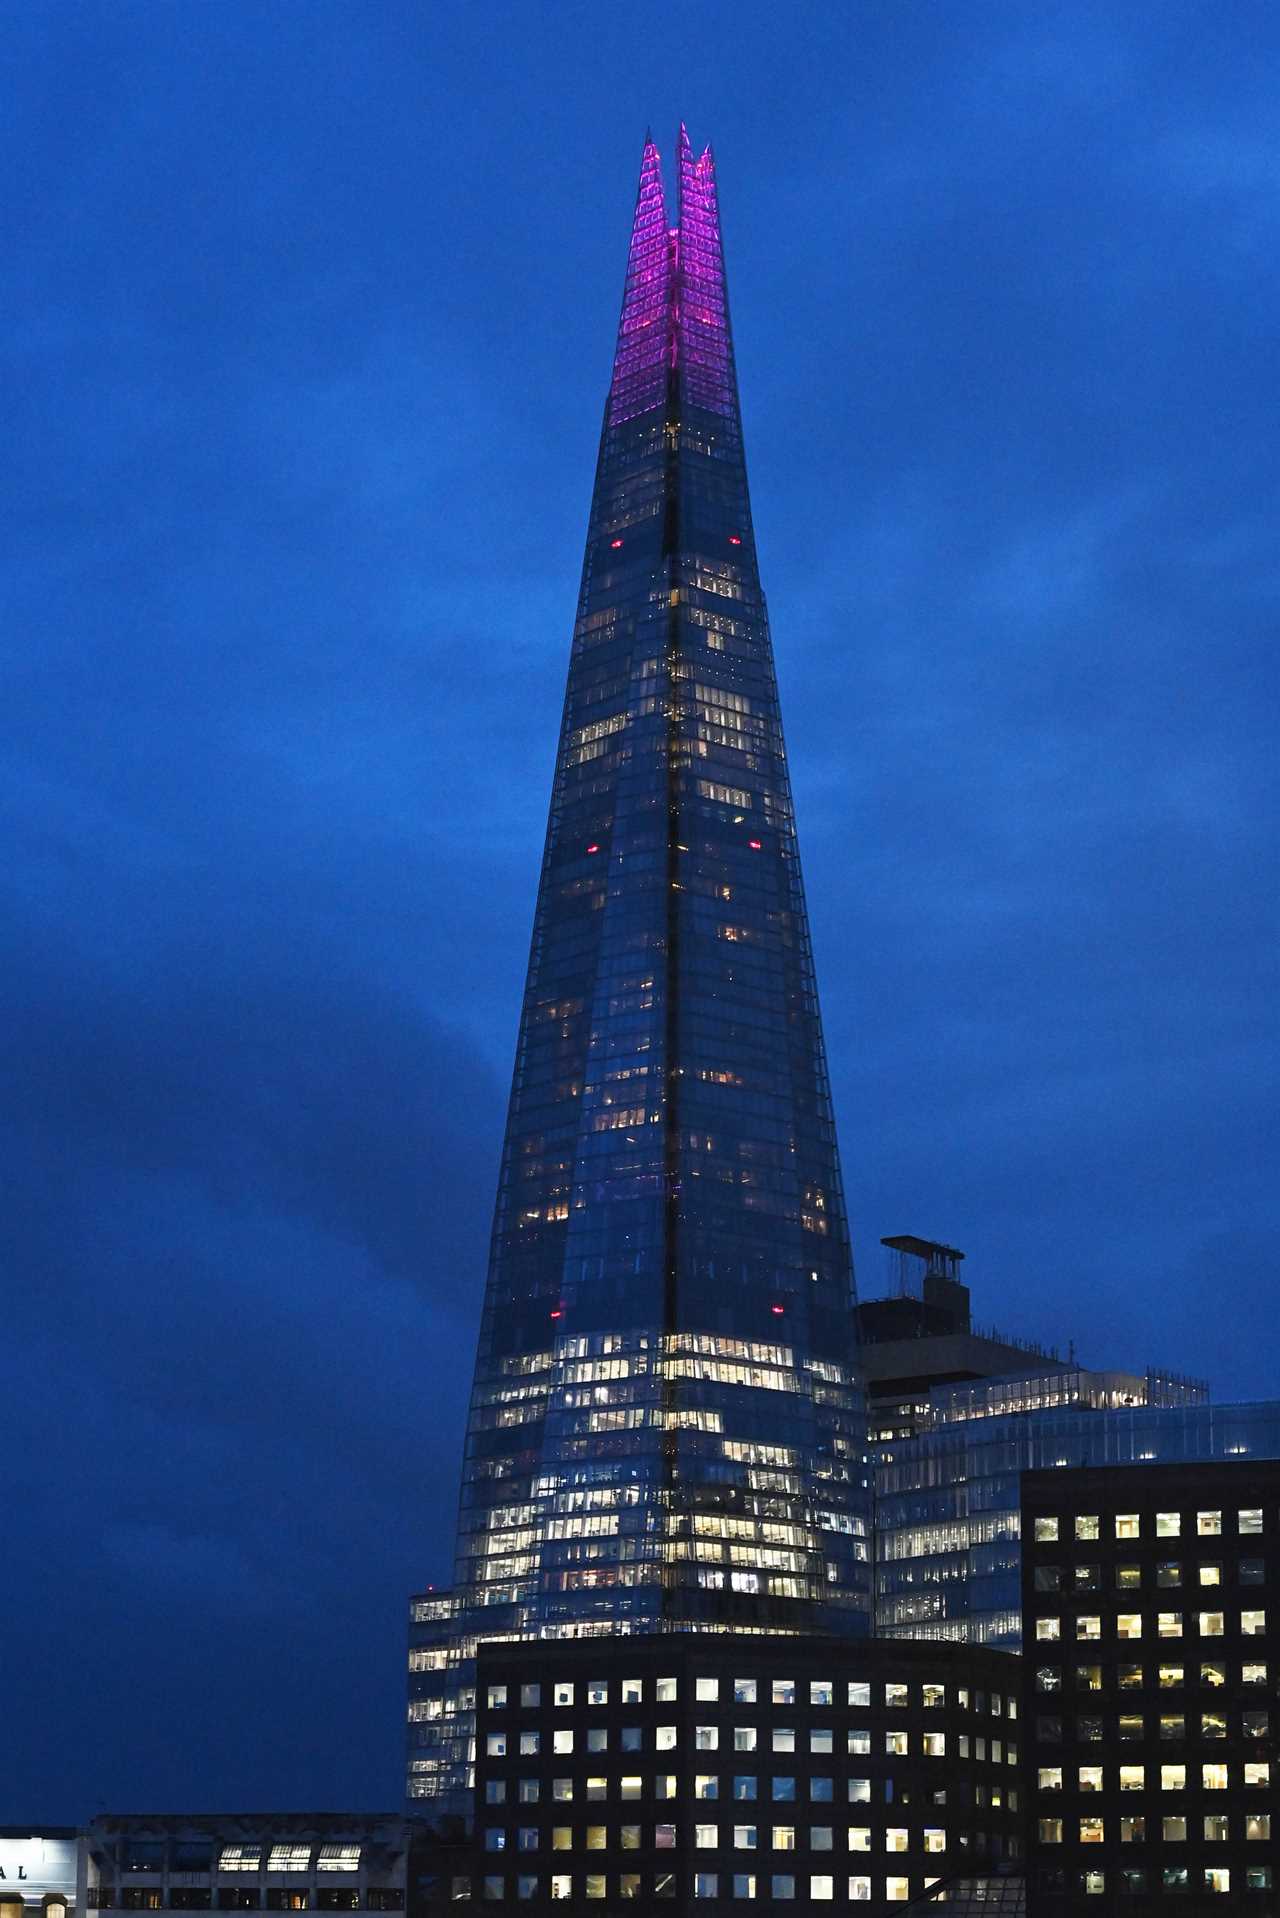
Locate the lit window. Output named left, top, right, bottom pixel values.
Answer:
left=1116, top=1514, right=1140, bottom=1539
left=656, top=1677, right=678, bottom=1703
left=1246, top=1813, right=1271, bottom=1841
left=1201, top=1660, right=1227, bottom=1686
left=732, top=1874, right=756, bottom=1900
left=1035, top=1518, right=1059, bottom=1541
left=520, top=1731, right=539, bottom=1755
left=1203, top=1868, right=1230, bottom=1895
left=772, top=1680, right=795, bottom=1706
left=885, top=1879, right=909, bottom=1903
left=1200, top=1564, right=1222, bottom=1587
left=1119, top=1766, right=1144, bottom=1792
left=1159, top=1612, right=1183, bottom=1638
left=1076, top=1615, right=1101, bottom=1640
left=695, top=1776, right=719, bottom=1801
left=1120, top=1816, right=1145, bottom=1843
left=772, top=1778, right=796, bottom=1803
left=733, top=1826, right=757, bottom=1851
left=696, top=1727, right=719, bottom=1752
left=1243, top=1661, right=1268, bottom=1686
left=848, top=1879, right=870, bottom=1903
left=1163, top=1816, right=1187, bottom=1841
left=772, top=1728, right=795, bottom=1754
left=553, top=1730, right=573, bottom=1755
left=587, top=1680, right=608, bottom=1706
left=655, top=1777, right=677, bottom=1801
left=922, top=1733, right=945, bottom=1757
left=1239, top=1509, right=1263, bottom=1535
left=219, top=1850, right=260, bottom=1873
left=1076, top=1516, right=1100, bottom=1540
left=1160, top=1714, right=1185, bottom=1739
left=1161, top=1765, right=1186, bottom=1790
left=732, top=1778, right=756, bottom=1802
left=552, top=1779, right=573, bottom=1802
left=885, top=1829, right=908, bottom=1853
left=268, top=1849, right=312, bottom=1873
left=485, top=1734, right=506, bottom=1757
left=1245, top=1761, right=1270, bottom=1787
left=551, top=1830, right=571, bottom=1853
left=1117, top=1614, right=1143, bottom=1640
left=521, top=1683, right=540, bottom=1708
left=885, top=1731, right=908, bottom=1756
left=655, top=1825, right=676, bottom=1851
left=1158, top=1562, right=1182, bottom=1587
left=1198, top=1511, right=1223, bottom=1536
left=810, top=1681, right=833, bottom=1706
left=885, top=1683, right=909, bottom=1708
left=848, top=1780, right=870, bottom=1804
left=696, top=1678, right=720, bottom=1703
left=1204, top=1814, right=1229, bottom=1842
left=1080, top=1816, right=1104, bottom=1844
left=847, top=1682, right=870, bottom=1708
left=734, top=1679, right=757, bottom=1704
left=810, top=1730, right=833, bottom=1755
left=810, top=1828, right=832, bottom=1853
left=1157, top=1512, right=1181, bottom=1537
left=847, top=1828, right=870, bottom=1852
left=1200, top=1612, right=1225, bottom=1637
left=656, top=1726, right=678, bottom=1750
left=622, top=1679, right=643, bottom=1704
left=1242, top=1609, right=1266, bottom=1635
left=1203, top=1763, right=1229, bottom=1790
left=1079, top=1767, right=1103, bottom=1793
left=695, top=1826, right=718, bottom=1850
left=809, top=1878, right=833, bottom=1902
left=554, top=1683, right=574, bottom=1707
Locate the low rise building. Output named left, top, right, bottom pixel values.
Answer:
left=84, top=1817, right=413, bottom=1916
left=446, top=1634, right=1024, bottom=1912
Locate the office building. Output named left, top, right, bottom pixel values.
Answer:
left=409, top=128, right=870, bottom=1807
left=83, top=1817, right=415, bottom=1915
left=1022, top=1459, right=1280, bottom=1909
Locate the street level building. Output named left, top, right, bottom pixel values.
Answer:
left=0, top=1830, right=88, bottom=1918
left=83, top=1818, right=414, bottom=1915
left=449, top=1635, right=1022, bottom=1912
left=1022, top=1460, right=1280, bottom=1910
left=409, top=128, right=869, bottom=1808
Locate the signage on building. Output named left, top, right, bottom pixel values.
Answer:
left=0, top=1838, right=79, bottom=1901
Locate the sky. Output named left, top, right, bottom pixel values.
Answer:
left=3, top=0, right=1277, bottom=1820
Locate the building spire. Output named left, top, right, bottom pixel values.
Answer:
left=607, top=133, right=672, bottom=426
left=677, top=124, right=736, bottom=419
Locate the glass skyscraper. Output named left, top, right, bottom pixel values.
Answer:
left=409, top=129, right=869, bottom=1806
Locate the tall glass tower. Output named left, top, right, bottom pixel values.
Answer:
left=408, top=128, right=869, bottom=1807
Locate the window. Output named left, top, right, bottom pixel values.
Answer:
left=885, top=1683, right=908, bottom=1708
left=922, top=1733, right=946, bottom=1757
left=1199, top=1612, right=1225, bottom=1637
left=656, top=1677, right=678, bottom=1703
left=1159, top=1663, right=1184, bottom=1688
left=551, top=1830, right=571, bottom=1853
left=1039, top=1767, right=1063, bottom=1791
left=1240, top=1559, right=1265, bottom=1585
left=485, top=1734, right=506, bottom=1758
left=516, top=1878, right=536, bottom=1901
left=1157, top=1511, right=1181, bottom=1537
left=1076, top=1515, right=1100, bottom=1540
left=1242, top=1609, right=1266, bottom=1635
left=1245, top=1762, right=1270, bottom=1787
left=808, top=1878, right=833, bottom=1902
left=519, top=1781, right=540, bottom=1804
left=1200, top=1563, right=1222, bottom=1586
left=772, top=1827, right=795, bottom=1852
left=1204, top=1814, right=1229, bottom=1842
left=772, top=1728, right=794, bottom=1754
left=1158, top=1562, right=1182, bottom=1587
left=219, top=1852, right=260, bottom=1874
left=1036, top=1666, right=1061, bottom=1693
left=268, top=1849, right=312, bottom=1873
left=1035, top=1518, right=1059, bottom=1541
left=696, top=1727, right=719, bottom=1752
left=1201, top=1660, right=1227, bottom=1686
left=734, top=1679, right=757, bottom=1704
left=1203, top=1869, right=1231, bottom=1895
left=553, top=1683, right=574, bottom=1707
left=1117, top=1614, right=1143, bottom=1640
left=620, top=1828, right=640, bottom=1852
left=693, top=1875, right=717, bottom=1901
left=552, top=1780, right=573, bottom=1802
left=1120, top=1816, right=1145, bottom=1843
left=1163, top=1816, right=1187, bottom=1842
left=885, top=1829, right=908, bottom=1853
left=810, top=1779, right=833, bottom=1804
left=923, top=1829, right=945, bottom=1854
left=1077, top=1615, right=1101, bottom=1640
left=810, top=1680, right=833, bottom=1706
left=1076, top=1665, right=1102, bottom=1692
left=771, top=1679, right=795, bottom=1706
left=521, top=1683, right=540, bottom=1708
left=847, top=1682, right=870, bottom=1708
left=1118, top=1714, right=1143, bottom=1740
left=1080, top=1816, right=1104, bottom=1845
left=1203, top=1763, right=1229, bottom=1790
left=585, top=1827, right=606, bottom=1853
left=810, top=1730, right=833, bottom=1755
left=922, top=1683, right=945, bottom=1708
left=809, top=1828, right=832, bottom=1853
left=772, top=1779, right=795, bottom=1803
left=731, top=1875, right=755, bottom=1901
left=1079, top=1767, right=1103, bottom=1793
left=620, top=1777, right=642, bottom=1801
left=1198, top=1510, right=1223, bottom=1536
left=655, top=1825, right=676, bottom=1851
left=552, top=1730, right=573, bottom=1755
left=1119, top=1766, right=1144, bottom=1792
left=621, top=1679, right=643, bottom=1704
left=1116, top=1514, right=1140, bottom=1539
left=1034, top=1567, right=1062, bottom=1592
left=885, top=1731, right=908, bottom=1755
left=732, top=1779, right=756, bottom=1802
left=1159, top=1612, right=1183, bottom=1638
left=519, top=1731, right=540, bottom=1755
left=656, top=1725, right=679, bottom=1751
left=695, top=1776, right=719, bottom=1801
left=1239, top=1508, right=1263, bottom=1535
left=770, top=1879, right=794, bottom=1901
left=1246, top=1813, right=1271, bottom=1841
left=848, top=1879, right=870, bottom=1903
left=1202, top=1712, right=1227, bottom=1739
left=695, top=1826, right=718, bottom=1850
left=885, top=1881, right=908, bottom=1904
left=1161, top=1765, right=1186, bottom=1790
left=696, top=1678, right=719, bottom=1702
left=733, top=1827, right=756, bottom=1851
left=735, top=1728, right=757, bottom=1752
left=847, top=1828, right=870, bottom=1852
left=482, top=1881, right=502, bottom=1904
left=517, top=1831, right=538, bottom=1853
left=848, top=1780, right=870, bottom=1804
left=485, top=1782, right=506, bottom=1805
left=621, top=1728, right=641, bottom=1752
left=1161, top=1714, right=1186, bottom=1739
left=487, top=1685, right=508, bottom=1709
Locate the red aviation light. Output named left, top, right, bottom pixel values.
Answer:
left=586, top=843, right=600, bottom=855
left=550, top=1305, right=564, bottom=1321
left=728, top=534, right=742, bottom=545
left=610, top=538, right=624, bottom=549
left=748, top=839, right=762, bottom=851
left=770, top=1303, right=785, bottom=1316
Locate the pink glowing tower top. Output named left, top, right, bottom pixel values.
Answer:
left=607, top=126, right=736, bottom=427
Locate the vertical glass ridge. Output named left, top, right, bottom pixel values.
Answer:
left=409, top=128, right=869, bottom=1807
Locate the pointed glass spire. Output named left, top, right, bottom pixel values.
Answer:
left=408, top=130, right=869, bottom=1808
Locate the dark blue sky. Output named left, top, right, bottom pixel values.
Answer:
left=4, top=0, right=1276, bottom=1819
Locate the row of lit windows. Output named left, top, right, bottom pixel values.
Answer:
left=1036, top=1652, right=1266, bottom=1692
left=1033, top=1510, right=1268, bottom=1543
left=1039, top=1761, right=1271, bottom=1790
left=214, top=1851, right=362, bottom=1875
left=1039, top=1761, right=1267, bottom=1791
left=1034, top=1558, right=1266, bottom=1591
left=481, top=1824, right=952, bottom=1853
left=484, top=1677, right=1012, bottom=1712
left=1036, top=1608, right=1267, bottom=1639
left=1036, top=1714, right=1269, bottom=1746
left=1046, top=1865, right=1271, bottom=1895
left=450, top=1872, right=933, bottom=1901
left=477, top=1776, right=985, bottom=1805
left=1039, top=1812, right=1271, bottom=1842
left=485, top=1727, right=1007, bottom=1759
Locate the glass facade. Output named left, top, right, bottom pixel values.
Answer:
left=409, top=130, right=868, bottom=1806
left=875, top=1394, right=1280, bottom=1650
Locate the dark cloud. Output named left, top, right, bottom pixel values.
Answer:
left=2, top=0, right=1277, bottom=1821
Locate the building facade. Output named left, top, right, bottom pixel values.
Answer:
left=0, top=1830, right=88, bottom=1918
left=409, top=128, right=869, bottom=1807
left=451, top=1636, right=1022, bottom=1913
left=1022, top=1460, right=1280, bottom=1910
left=83, top=1817, right=414, bottom=1917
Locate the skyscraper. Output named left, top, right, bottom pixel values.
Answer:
left=409, top=129, right=869, bottom=1806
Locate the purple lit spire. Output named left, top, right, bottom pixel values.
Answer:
left=676, top=124, right=736, bottom=419
left=607, top=134, right=673, bottom=426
